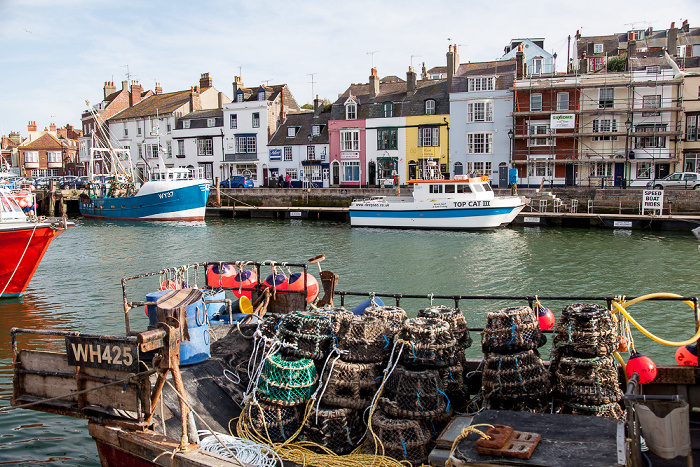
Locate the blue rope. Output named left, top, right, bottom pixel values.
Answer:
left=568, top=324, right=573, bottom=342
left=416, top=390, right=423, bottom=409
left=401, top=440, right=407, bottom=457
left=508, top=323, right=516, bottom=345
left=331, top=331, right=339, bottom=346
left=412, top=345, right=417, bottom=362
left=383, top=335, right=390, bottom=349
left=435, top=388, right=451, bottom=412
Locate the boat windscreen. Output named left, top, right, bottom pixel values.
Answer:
left=456, top=184, right=472, bottom=194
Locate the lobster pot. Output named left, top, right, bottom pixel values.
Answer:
left=364, top=305, right=408, bottom=333
left=320, top=359, right=382, bottom=410
left=257, top=353, right=318, bottom=406
left=278, top=311, right=333, bottom=360
left=363, top=411, right=432, bottom=466
left=553, top=304, right=618, bottom=358
left=337, top=315, right=392, bottom=363
left=552, top=399, right=624, bottom=420
left=398, top=318, right=457, bottom=367
left=418, top=305, right=472, bottom=350
left=303, top=405, right=363, bottom=455
left=379, top=365, right=450, bottom=420
left=258, top=314, right=285, bottom=340
left=155, top=289, right=210, bottom=366
left=315, top=306, right=354, bottom=335
left=552, top=354, right=622, bottom=405
left=438, top=363, right=466, bottom=404
left=481, top=306, right=545, bottom=354
left=241, top=400, right=302, bottom=443
left=202, top=289, right=227, bottom=323
left=482, top=350, right=551, bottom=402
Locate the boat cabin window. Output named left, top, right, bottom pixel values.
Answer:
left=429, top=184, right=443, bottom=194
left=483, top=183, right=493, bottom=192
left=456, top=184, right=472, bottom=194
left=472, top=183, right=485, bottom=192
left=444, top=184, right=455, bottom=193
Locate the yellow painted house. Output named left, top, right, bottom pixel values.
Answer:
left=405, top=114, right=450, bottom=180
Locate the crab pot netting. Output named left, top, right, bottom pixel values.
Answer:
left=553, top=304, right=618, bottom=358
left=320, top=359, right=382, bottom=410
left=303, top=404, right=363, bottom=455
left=418, top=305, right=472, bottom=350
left=482, top=350, right=551, bottom=401
left=552, top=354, right=623, bottom=405
left=363, top=410, right=433, bottom=466
left=241, top=400, right=302, bottom=443
left=437, top=363, right=466, bottom=403
left=379, top=365, right=451, bottom=420
left=337, top=315, right=393, bottom=363
left=363, top=305, right=408, bottom=333
left=398, top=317, right=458, bottom=368
left=315, top=306, right=354, bottom=335
left=277, top=311, right=334, bottom=360
left=257, top=313, right=286, bottom=346
left=256, top=353, right=318, bottom=406
left=481, top=306, right=546, bottom=354
left=552, top=399, right=624, bottom=420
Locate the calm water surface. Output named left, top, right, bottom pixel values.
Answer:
left=0, top=218, right=698, bottom=464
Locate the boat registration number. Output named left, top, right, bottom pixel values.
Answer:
left=65, top=335, right=139, bottom=372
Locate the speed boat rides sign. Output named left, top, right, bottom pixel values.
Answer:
left=642, top=190, right=664, bottom=215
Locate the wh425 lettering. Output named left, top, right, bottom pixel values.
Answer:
left=65, top=336, right=139, bottom=372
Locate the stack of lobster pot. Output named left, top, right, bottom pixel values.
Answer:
left=551, top=303, right=623, bottom=419
left=481, top=306, right=551, bottom=412
left=365, top=313, right=459, bottom=466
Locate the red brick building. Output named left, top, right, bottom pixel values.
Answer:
left=19, top=122, right=80, bottom=177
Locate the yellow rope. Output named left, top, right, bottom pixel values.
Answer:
left=444, top=424, right=494, bottom=467
left=611, top=293, right=700, bottom=347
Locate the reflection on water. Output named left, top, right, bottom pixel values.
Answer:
left=0, top=217, right=698, bottom=465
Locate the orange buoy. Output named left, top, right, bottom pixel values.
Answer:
left=263, top=272, right=288, bottom=291
left=675, top=343, right=698, bottom=366
left=535, top=303, right=555, bottom=331
left=230, top=269, right=257, bottom=299
left=206, top=263, right=235, bottom=288
left=160, top=279, right=179, bottom=291
left=626, top=352, right=657, bottom=384
left=287, top=272, right=319, bottom=303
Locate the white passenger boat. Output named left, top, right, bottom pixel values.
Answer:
left=349, top=176, right=525, bottom=230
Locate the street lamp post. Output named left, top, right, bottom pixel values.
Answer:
left=624, top=117, right=632, bottom=188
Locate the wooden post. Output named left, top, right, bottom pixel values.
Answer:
left=48, top=181, right=56, bottom=217
left=215, top=177, right=220, bottom=206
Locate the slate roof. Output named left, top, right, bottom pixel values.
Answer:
left=330, top=78, right=449, bottom=120
left=109, top=90, right=193, bottom=120
left=451, top=60, right=516, bottom=93
left=268, top=111, right=331, bottom=146
left=233, top=84, right=300, bottom=111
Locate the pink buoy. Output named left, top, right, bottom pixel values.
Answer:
left=535, top=303, right=555, bottom=331
left=626, top=352, right=657, bottom=384
left=675, top=343, right=698, bottom=366
left=287, top=272, right=319, bottom=303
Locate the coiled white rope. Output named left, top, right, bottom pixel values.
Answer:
left=198, top=430, right=281, bottom=467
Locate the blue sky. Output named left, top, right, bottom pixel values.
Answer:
left=0, top=0, right=696, bottom=137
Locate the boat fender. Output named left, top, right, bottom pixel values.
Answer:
left=287, top=272, right=319, bottom=303
left=535, top=303, right=555, bottom=331
left=231, top=269, right=257, bottom=299
left=626, top=352, right=657, bottom=384
left=352, top=297, right=385, bottom=315
left=263, top=272, right=288, bottom=291
left=675, top=343, right=698, bottom=366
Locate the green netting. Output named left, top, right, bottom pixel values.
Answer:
left=257, top=353, right=318, bottom=406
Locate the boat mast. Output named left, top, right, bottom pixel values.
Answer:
left=84, top=100, right=134, bottom=183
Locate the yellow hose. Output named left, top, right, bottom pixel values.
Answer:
left=611, top=293, right=700, bottom=347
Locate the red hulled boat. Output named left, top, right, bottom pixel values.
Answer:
left=0, top=187, right=73, bottom=298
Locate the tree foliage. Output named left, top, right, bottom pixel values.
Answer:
left=607, top=54, right=627, bottom=72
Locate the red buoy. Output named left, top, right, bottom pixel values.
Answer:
left=263, top=272, right=288, bottom=291
left=230, top=269, right=258, bottom=299
left=535, top=303, right=555, bottom=331
left=675, top=343, right=698, bottom=366
left=206, top=263, right=235, bottom=288
left=626, top=352, right=657, bottom=384
left=287, top=272, right=319, bottom=303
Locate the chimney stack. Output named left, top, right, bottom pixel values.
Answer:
left=104, top=81, right=116, bottom=99
left=369, top=68, right=379, bottom=98
left=407, top=66, right=417, bottom=95
left=313, top=94, right=321, bottom=117
left=447, top=45, right=455, bottom=91
left=682, top=19, right=689, bottom=32
left=190, top=86, right=201, bottom=111
left=200, top=72, right=213, bottom=89
left=668, top=22, right=678, bottom=54
left=232, top=76, right=243, bottom=99
left=27, top=121, right=37, bottom=132
left=155, top=82, right=162, bottom=95
left=129, top=80, right=143, bottom=107
left=49, top=123, right=56, bottom=133
left=516, top=43, right=525, bottom=79
left=122, top=80, right=128, bottom=91
left=627, top=33, right=637, bottom=68
left=580, top=50, right=588, bottom=74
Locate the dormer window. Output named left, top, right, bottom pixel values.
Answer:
left=594, top=43, right=603, bottom=54
left=344, top=96, right=357, bottom=120
left=425, top=99, right=436, bottom=115
left=183, top=120, right=190, bottom=129
left=207, top=118, right=215, bottom=127
left=531, top=57, right=543, bottom=75
left=287, top=127, right=297, bottom=137
left=311, top=125, right=321, bottom=136
left=258, top=89, right=266, bottom=101
left=236, top=90, right=245, bottom=103
left=382, top=101, right=393, bottom=118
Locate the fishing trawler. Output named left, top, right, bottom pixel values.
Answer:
left=8, top=258, right=700, bottom=466
left=349, top=175, right=525, bottom=230
left=78, top=101, right=210, bottom=221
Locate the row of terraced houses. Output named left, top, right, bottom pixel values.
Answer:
left=3, top=21, right=700, bottom=189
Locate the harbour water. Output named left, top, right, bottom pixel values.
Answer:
left=0, top=217, right=698, bottom=464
